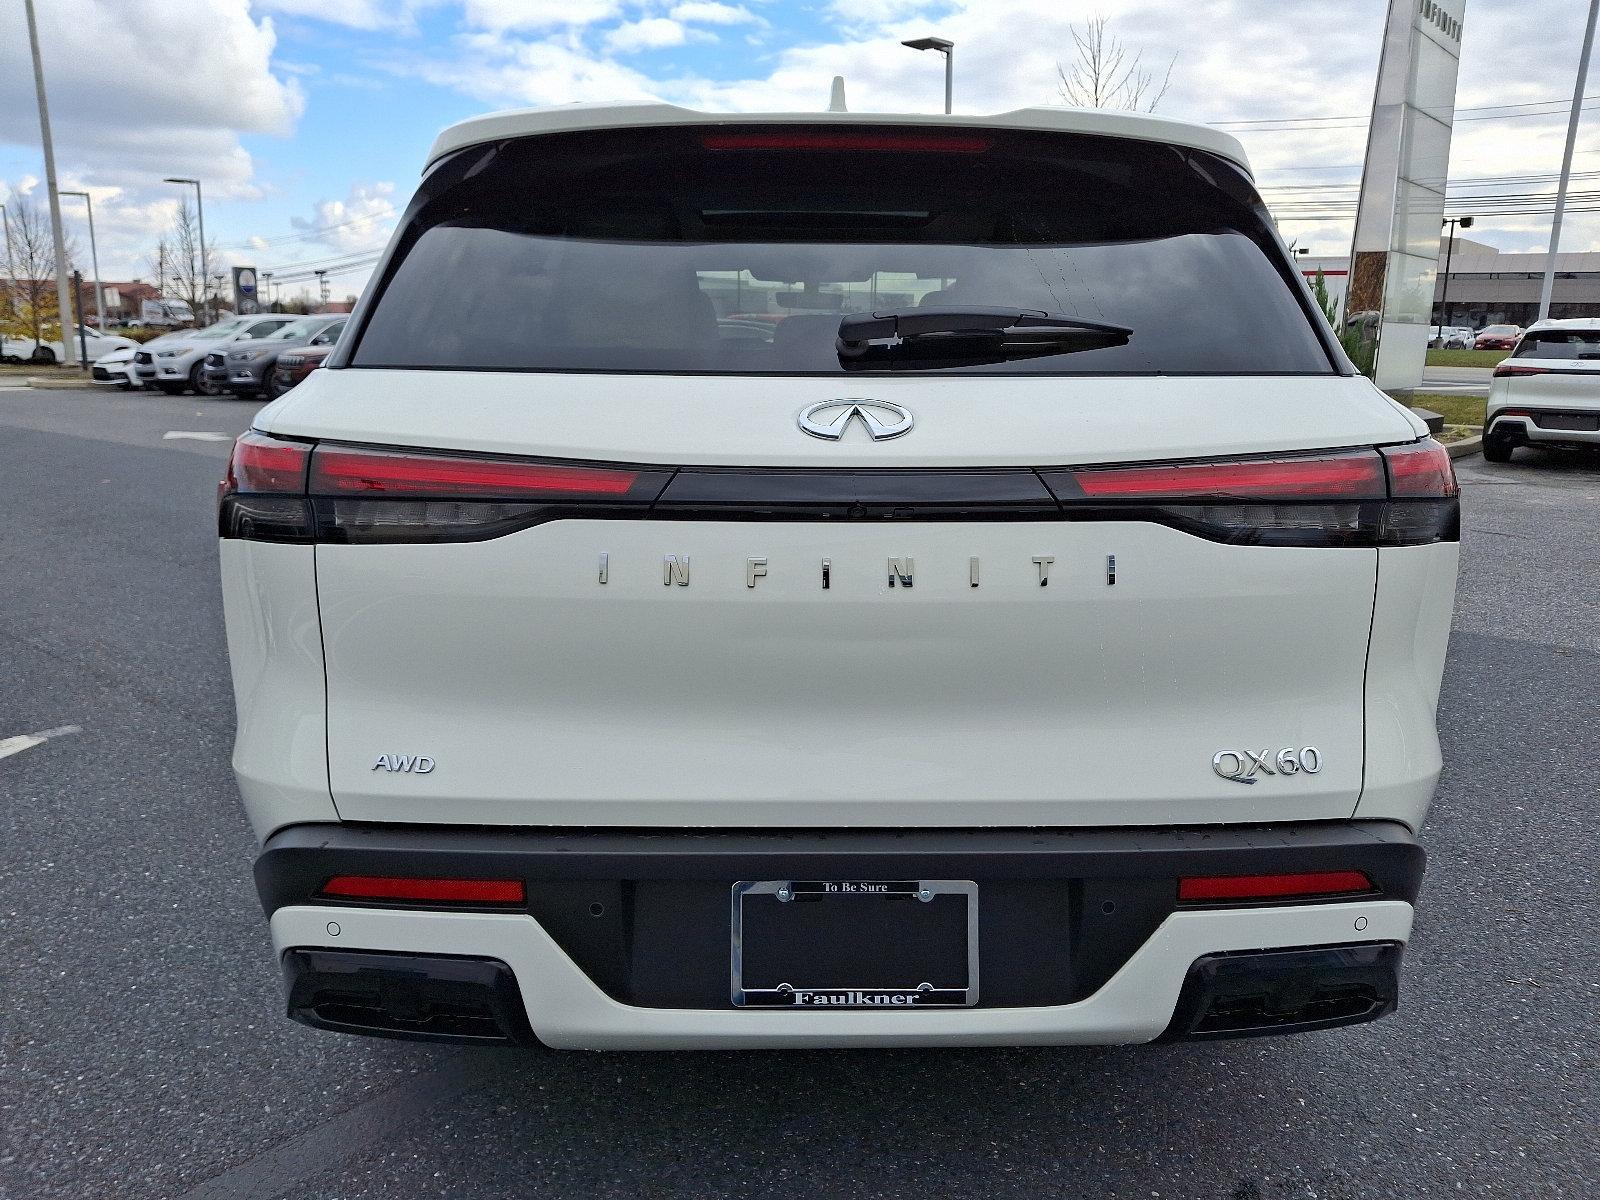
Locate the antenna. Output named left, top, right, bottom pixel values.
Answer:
left=827, top=76, right=848, bottom=113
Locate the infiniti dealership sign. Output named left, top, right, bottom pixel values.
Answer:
left=1345, top=0, right=1468, bottom=392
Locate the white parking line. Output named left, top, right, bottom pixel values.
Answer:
left=163, top=431, right=234, bottom=442
left=0, top=724, right=83, bottom=761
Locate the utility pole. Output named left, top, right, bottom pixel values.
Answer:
left=315, top=269, right=329, bottom=305
left=1439, top=215, right=1474, bottom=328
left=24, top=0, right=79, bottom=365
left=61, top=191, right=105, bottom=333
left=157, top=243, right=166, bottom=297
left=1540, top=0, right=1600, bottom=321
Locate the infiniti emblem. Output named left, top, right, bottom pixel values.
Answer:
left=798, top=399, right=914, bottom=441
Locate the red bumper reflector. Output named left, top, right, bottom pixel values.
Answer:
left=309, top=446, right=638, bottom=497
left=320, top=875, right=526, bottom=904
left=1178, top=871, right=1374, bottom=902
left=702, top=131, right=992, bottom=153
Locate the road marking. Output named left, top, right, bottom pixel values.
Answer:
left=164, top=430, right=234, bottom=442
left=0, top=724, right=83, bottom=761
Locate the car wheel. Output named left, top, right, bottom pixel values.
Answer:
left=29, top=345, right=57, bottom=364
left=191, top=362, right=221, bottom=397
left=1482, top=430, right=1515, bottom=463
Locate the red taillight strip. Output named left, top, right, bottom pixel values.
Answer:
left=309, top=446, right=639, bottom=498
left=701, top=131, right=992, bottom=152
left=1493, top=362, right=1548, bottom=377
left=320, top=875, right=525, bottom=904
left=1070, top=451, right=1387, bottom=501
left=1178, top=871, right=1374, bottom=903
left=224, top=431, right=311, bottom=495
left=1380, top=438, right=1458, bottom=498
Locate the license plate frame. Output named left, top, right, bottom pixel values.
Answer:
left=731, top=880, right=979, bottom=1008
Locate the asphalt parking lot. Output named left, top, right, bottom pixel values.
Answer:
left=0, top=388, right=1595, bottom=1199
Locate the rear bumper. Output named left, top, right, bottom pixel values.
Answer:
left=259, top=821, right=1421, bottom=1049
left=1487, top=410, right=1600, bottom=447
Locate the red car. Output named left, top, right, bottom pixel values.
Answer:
left=1474, top=324, right=1522, bottom=351
left=270, top=343, right=334, bottom=395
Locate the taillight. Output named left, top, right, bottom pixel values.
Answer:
left=1070, top=451, right=1387, bottom=501
left=1178, top=871, right=1374, bottom=903
left=309, top=446, right=639, bottom=498
left=218, top=431, right=315, bottom=543
left=1493, top=362, right=1547, bottom=378
left=1040, top=441, right=1456, bottom=548
left=702, top=130, right=991, bottom=152
left=320, top=875, right=525, bottom=904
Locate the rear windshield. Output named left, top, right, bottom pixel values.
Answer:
left=1514, top=329, right=1600, bottom=359
left=350, top=126, right=1334, bottom=376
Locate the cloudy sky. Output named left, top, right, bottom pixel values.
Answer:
left=1, top=0, right=1595, bottom=303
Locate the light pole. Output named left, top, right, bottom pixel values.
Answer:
left=1, top=203, right=13, bottom=355
left=25, top=0, right=78, bottom=365
left=902, top=37, right=954, bottom=114
left=60, top=191, right=105, bottom=333
left=1539, top=0, right=1600, bottom=321
left=261, top=271, right=274, bottom=311
left=163, top=177, right=208, bottom=323
left=1440, top=215, right=1474, bottom=329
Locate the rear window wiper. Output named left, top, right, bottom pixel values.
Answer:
left=836, top=306, right=1132, bottom=368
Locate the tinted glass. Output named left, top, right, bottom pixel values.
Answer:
left=1513, top=330, right=1600, bottom=359
left=352, top=126, right=1332, bottom=376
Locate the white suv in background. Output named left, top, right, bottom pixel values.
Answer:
left=221, top=103, right=1459, bottom=1051
left=1484, top=319, right=1600, bottom=462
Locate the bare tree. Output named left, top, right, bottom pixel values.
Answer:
left=1056, top=16, right=1176, bottom=112
left=162, top=197, right=221, bottom=322
left=1, top=196, right=79, bottom=357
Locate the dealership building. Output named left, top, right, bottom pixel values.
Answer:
left=1299, top=237, right=1600, bottom=330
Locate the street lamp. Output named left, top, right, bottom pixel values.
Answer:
left=1440, top=215, right=1474, bottom=328
left=60, top=191, right=105, bottom=333
left=0, top=203, right=12, bottom=358
left=163, top=177, right=208, bottom=323
left=902, top=37, right=954, bottom=114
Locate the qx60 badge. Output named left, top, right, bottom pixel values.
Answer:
left=798, top=399, right=914, bottom=441
left=1212, top=747, right=1323, bottom=785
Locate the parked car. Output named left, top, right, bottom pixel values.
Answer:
left=134, top=317, right=244, bottom=388
left=1429, top=325, right=1473, bottom=349
left=1474, top=324, right=1522, bottom=351
left=91, top=345, right=139, bottom=390
left=147, top=314, right=299, bottom=395
left=221, top=101, right=1459, bottom=1051
left=210, top=315, right=346, bottom=399
left=10, top=324, right=137, bottom=365
left=1483, top=318, right=1600, bottom=462
left=270, top=341, right=337, bottom=394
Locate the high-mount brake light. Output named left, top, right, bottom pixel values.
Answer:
left=1178, top=871, right=1374, bottom=903
left=701, top=131, right=992, bottom=153
left=309, top=445, right=639, bottom=498
left=320, top=875, right=525, bottom=904
left=1071, top=451, right=1387, bottom=501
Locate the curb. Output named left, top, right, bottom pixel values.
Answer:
left=24, top=376, right=93, bottom=389
left=1447, top=435, right=1483, bottom=460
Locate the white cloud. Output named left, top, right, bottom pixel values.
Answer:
left=670, top=2, right=762, bottom=26
left=461, top=0, right=622, bottom=31
left=289, top=181, right=398, bottom=253
left=251, top=0, right=416, bottom=31
left=606, top=18, right=691, bottom=53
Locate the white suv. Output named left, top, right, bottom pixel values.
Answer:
left=220, top=104, right=1459, bottom=1050
left=1484, top=318, right=1600, bottom=462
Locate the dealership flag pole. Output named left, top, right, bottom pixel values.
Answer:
left=1538, top=0, right=1600, bottom=321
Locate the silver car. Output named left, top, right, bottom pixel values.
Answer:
left=214, top=315, right=347, bottom=399
left=148, top=314, right=300, bottom=395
